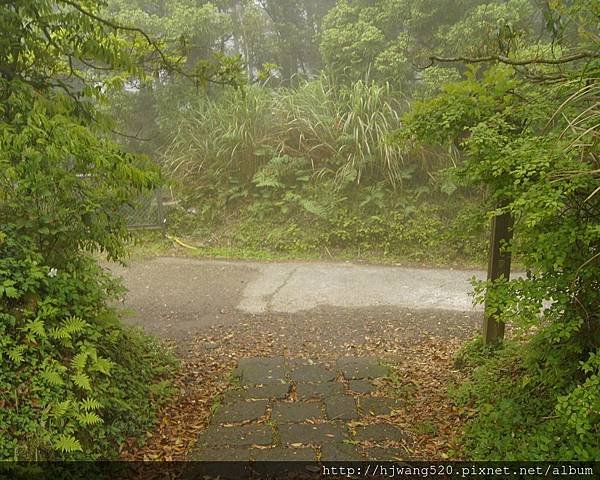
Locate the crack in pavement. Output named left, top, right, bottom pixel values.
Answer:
left=265, top=266, right=299, bottom=312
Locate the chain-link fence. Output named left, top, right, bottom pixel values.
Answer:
left=123, top=188, right=167, bottom=231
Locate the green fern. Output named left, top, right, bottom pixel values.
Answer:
left=48, top=326, right=70, bottom=341
left=41, top=366, right=65, bottom=386
left=8, top=345, right=26, bottom=364
left=76, top=412, right=103, bottom=426
left=71, top=351, right=89, bottom=371
left=62, top=316, right=87, bottom=335
left=252, top=169, right=284, bottom=189
left=54, top=434, right=83, bottom=453
left=24, top=318, right=46, bottom=337
left=49, top=317, right=88, bottom=344
left=53, top=400, right=71, bottom=417
left=91, top=357, right=114, bottom=376
left=81, top=397, right=102, bottom=411
left=299, top=198, right=327, bottom=218
left=81, top=345, right=98, bottom=363
left=72, top=372, right=92, bottom=391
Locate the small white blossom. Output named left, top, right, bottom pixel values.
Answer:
left=47, top=268, right=58, bottom=278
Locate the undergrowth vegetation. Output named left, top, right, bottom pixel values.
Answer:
left=164, top=75, right=486, bottom=265
left=168, top=76, right=410, bottom=188
left=412, top=46, right=599, bottom=460
left=0, top=232, right=176, bottom=460
left=0, top=1, right=178, bottom=459
left=452, top=337, right=599, bottom=460
left=165, top=189, right=487, bottom=265
left=3, top=0, right=598, bottom=464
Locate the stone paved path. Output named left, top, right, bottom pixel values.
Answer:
left=192, top=356, right=409, bottom=461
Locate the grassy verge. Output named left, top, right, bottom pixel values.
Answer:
left=128, top=193, right=490, bottom=269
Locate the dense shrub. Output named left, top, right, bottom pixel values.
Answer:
left=406, top=47, right=599, bottom=458
left=166, top=75, right=422, bottom=192
left=168, top=183, right=488, bottom=266
left=452, top=338, right=600, bottom=460
left=0, top=229, right=176, bottom=459
left=163, top=75, right=480, bottom=265
left=0, top=1, right=176, bottom=459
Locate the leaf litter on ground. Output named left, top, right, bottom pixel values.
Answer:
left=121, top=313, right=471, bottom=461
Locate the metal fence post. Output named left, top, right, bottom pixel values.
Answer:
left=155, top=188, right=166, bottom=235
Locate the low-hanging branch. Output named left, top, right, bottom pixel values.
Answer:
left=423, top=51, right=598, bottom=68
left=55, top=0, right=237, bottom=86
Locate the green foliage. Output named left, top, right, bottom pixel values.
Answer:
left=320, top=0, right=540, bottom=88
left=168, top=75, right=414, bottom=192
left=452, top=336, right=500, bottom=371
left=168, top=181, right=487, bottom=266
left=108, top=0, right=232, bottom=59
left=162, top=66, right=489, bottom=266
left=405, top=1, right=599, bottom=459
left=1, top=2, right=161, bottom=264
left=167, top=86, right=276, bottom=189
left=451, top=339, right=600, bottom=460
left=0, top=232, right=177, bottom=460
left=0, top=1, right=178, bottom=460
left=440, top=0, right=534, bottom=57
left=104, top=0, right=335, bottom=157
left=276, top=77, right=408, bottom=186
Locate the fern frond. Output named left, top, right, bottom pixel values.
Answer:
left=24, top=318, right=46, bottom=337
left=77, top=412, right=103, bottom=426
left=48, top=326, right=70, bottom=341
left=8, top=345, right=26, bottom=365
left=252, top=170, right=284, bottom=189
left=81, top=398, right=102, bottom=411
left=84, top=346, right=98, bottom=363
left=299, top=198, right=327, bottom=218
left=62, top=316, right=87, bottom=334
left=53, top=400, right=71, bottom=417
left=71, top=352, right=89, bottom=372
left=54, top=434, right=82, bottom=453
left=72, top=372, right=92, bottom=391
left=91, top=357, right=113, bottom=376
left=41, top=367, right=65, bottom=386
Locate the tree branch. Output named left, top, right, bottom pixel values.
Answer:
left=423, top=51, right=598, bottom=69
left=56, top=0, right=174, bottom=69
left=55, top=0, right=238, bottom=86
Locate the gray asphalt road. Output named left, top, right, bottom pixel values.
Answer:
left=104, top=257, right=485, bottom=343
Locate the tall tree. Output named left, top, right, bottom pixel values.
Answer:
left=320, top=0, right=539, bottom=89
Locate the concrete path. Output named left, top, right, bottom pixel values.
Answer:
left=237, top=262, right=483, bottom=314
left=108, top=256, right=483, bottom=312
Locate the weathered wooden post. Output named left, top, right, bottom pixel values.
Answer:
left=483, top=211, right=514, bottom=345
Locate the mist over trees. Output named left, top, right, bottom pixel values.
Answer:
left=1, top=0, right=598, bottom=462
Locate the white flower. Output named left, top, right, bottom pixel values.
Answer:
left=47, top=268, right=58, bottom=278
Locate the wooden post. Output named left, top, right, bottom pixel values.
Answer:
left=483, top=211, right=513, bottom=345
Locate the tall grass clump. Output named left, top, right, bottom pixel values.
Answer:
left=166, top=86, right=276, bottom=192
left=273, top=76, right=339, bottom=165
left=274, top=76, right=407, bottom=187
left=166, top=75, right=410, bottom=193
left=335, top=79, right=406, bottom=186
